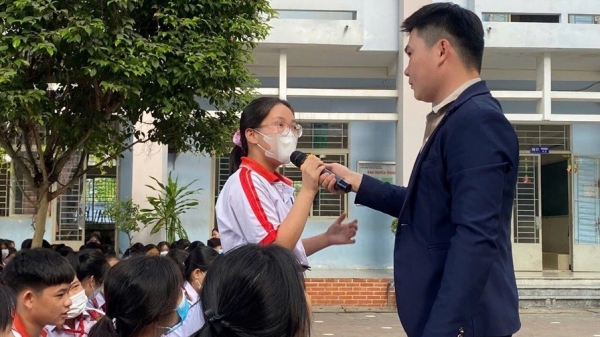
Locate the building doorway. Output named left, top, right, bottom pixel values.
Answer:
left=540, top=154, right=571, bottom=270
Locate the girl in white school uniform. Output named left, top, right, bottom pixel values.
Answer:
left=164, top=246, right=219, bottom=337
left=215, top=97, right=358, bottom=268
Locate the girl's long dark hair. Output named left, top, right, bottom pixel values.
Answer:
left=88, top=256, right=183, bottom=337
left=193, top=244, right=310, bottom=337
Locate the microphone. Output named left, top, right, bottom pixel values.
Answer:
left=290, top=151, right=352, bottom=193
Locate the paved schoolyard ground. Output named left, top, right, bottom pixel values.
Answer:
left=312, top=308, right=600, bottom=336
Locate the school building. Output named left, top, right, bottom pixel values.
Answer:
left=1, top=0, right=599, bottom=307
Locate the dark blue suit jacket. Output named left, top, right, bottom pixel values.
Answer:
left=356, top=81, right=521, bottom=337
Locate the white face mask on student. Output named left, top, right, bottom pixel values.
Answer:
left=256, top=131, right=298, bottom=164
left=67, top=290, right=88, bottom=319
left=1, top=249, right=8, bottom=259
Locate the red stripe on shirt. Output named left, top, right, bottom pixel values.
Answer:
left=240, top=167, right=278, bottom=245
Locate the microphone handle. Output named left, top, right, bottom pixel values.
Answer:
left=321, top=168, right=352, bottom=193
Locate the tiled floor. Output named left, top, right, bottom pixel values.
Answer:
left=312, top=308, right=600, bottom=337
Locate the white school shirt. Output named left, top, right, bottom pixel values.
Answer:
left=45, top=308, right=104, bottom=337
left=163, top=300, right=205, bottom=337
left=215, top=157, right=309, bottom=266
left=183, top=281, right=199, bottom=305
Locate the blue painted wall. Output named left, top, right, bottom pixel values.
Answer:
left=167, top=153, right=214, bottom=245
left=299, top=121, right=396, bottom=269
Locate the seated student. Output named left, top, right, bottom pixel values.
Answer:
left=88, top=256, right=187, bottom=337
left=206, top=239, right=222, bottom=254
left=3, top=248, right=75, bottom=337
left=68, top=249, right=108, bottom=313
left=165, top=246, right=219, bottom=337
left=157, top=241, right=171, bottom=256
left=192, top=244, right=311, bottom=337
left=183, top=246, right=219, bottom=304
left=45, top=277, right=104, bottom=337
left=0, top=284, right=16, bottom=337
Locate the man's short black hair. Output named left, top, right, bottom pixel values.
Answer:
left=3, top=248, right=75, bottom=294
left=401, top=2, right=484, bottom=72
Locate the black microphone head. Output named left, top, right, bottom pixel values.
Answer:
left=290, top=151, right=307, bottom=168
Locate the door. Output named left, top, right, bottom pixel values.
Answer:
left=512, top=154, right=543, bottom=271
left=572, top=155, right=600, bottom=271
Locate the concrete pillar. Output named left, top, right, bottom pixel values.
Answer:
left=130, top=114, right=168, bottom=244
left=395, top=0, right=434, bottom=185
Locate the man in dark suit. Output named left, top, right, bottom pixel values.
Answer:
left=321, top=3, right=521, bottom=337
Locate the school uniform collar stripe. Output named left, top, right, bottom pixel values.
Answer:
left=240, top=157, right=292, bottom=186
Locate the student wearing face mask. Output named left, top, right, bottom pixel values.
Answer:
left=215, top=97, right=359, bottom=268
left=164, top=246, right=218, bottom=337
left=88, top=256, right=187, bottom=337
left=46, top=277, right=104, bottom=337
left=157, top=241, right=171, bottom=256
left=65, top=250, right=109, bottom=313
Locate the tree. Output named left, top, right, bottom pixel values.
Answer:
left=0, top=0, right=274, bottom=247
left=140, top=172, right=200, bottom=243
left=103, top=198, right=141, bottom=248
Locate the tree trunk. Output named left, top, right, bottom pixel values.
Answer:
left=32, top=188, right=50, bottom=248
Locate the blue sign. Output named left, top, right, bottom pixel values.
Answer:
left=530, top=147, right=549, bottom=154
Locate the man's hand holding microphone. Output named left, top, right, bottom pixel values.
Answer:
left=290, top=150, right=359, bottom=246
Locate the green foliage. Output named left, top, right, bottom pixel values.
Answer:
left=0, top=0, right=274, bottom=246
left=140, top=172, right=201, bottom=243
left=391, top=218, right=398, bottom=234
left=103, top=198, right=141, bottom=247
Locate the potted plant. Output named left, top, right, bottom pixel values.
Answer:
left=103, top=198, right=142, bottom=248
left=140, top=172, right=201, bottom=243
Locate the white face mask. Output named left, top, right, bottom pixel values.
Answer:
left=256, top=132, right=298, bottom=164
left=67, top=290, right=88, bottom=319
left=1, top=249, right=8, bottom=259
left=160, top=251, right=168, bottom=256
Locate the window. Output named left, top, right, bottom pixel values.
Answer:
left=0, top=162, right=36, bottom=217
left=569, top=14, right=600, bottom=24
left=482, top=13, right=510, bottom=22
left=482, top=13, right=560, bottom=23
left=0, top=163, right=10, bottom=217
left=279, top=153, right=348, bottom=217
left=276, top=10, right=356, bottom=20
left=213, top=123, right=349, bottom=218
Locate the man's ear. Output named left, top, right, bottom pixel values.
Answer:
left=436, top=39, right=452, bottom=65
left=21, top=289, right=36, bottom=310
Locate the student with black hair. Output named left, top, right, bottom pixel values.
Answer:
left=102, top=245, right=119, bottom=267
left=166, top=249, right=189, bottom=281
left=0, top=285, right=16, bottom=337
left=157, top=241, right=171, bottom=256
left=206, top=238, right=222, bottom=255
left=45, top=276, right=104, bottom=337
left=20, top=239, right=52, bottom=250
left=88, top=256, right=188, bottom=337
left=68, top=249, right=109, bottom=313
left=193, top=244, right=310, bottom=337
left=3, top=248, right=75, bottom=337
left=187, top=241, right=205, bottom=252
left=215, top=97, right=358, bottom=268
left=144, top=244, right=160, bottom=257
left=129, top=242, right=145, bottom=256
left=173, top=239, right=190, bottom=251
left=166, top=246, right=219, bottom=337
left=85, top=233, right=101, bottom=245
left=183, top=246, right=218, bottom=305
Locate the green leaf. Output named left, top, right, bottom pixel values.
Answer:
left=12, top=38, right=20, bottom=48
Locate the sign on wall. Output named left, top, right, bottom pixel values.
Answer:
left=356, top=161, right=396, bottom=185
